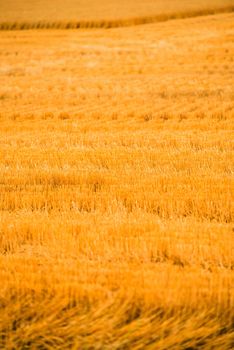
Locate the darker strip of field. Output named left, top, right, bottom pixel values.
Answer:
left=0, top=6, right=233, bottom=30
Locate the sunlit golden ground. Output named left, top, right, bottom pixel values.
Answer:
left=0, top=11, right=233, bottom=349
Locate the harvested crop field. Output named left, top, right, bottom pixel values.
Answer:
left=0, top=2, right=234, bottom=349
left=0, top=0, right=234, bottom=28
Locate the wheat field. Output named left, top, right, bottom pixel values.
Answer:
left=0, top=0, right=234, bottom=29
left=0, top=1, right=234, bottom=349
